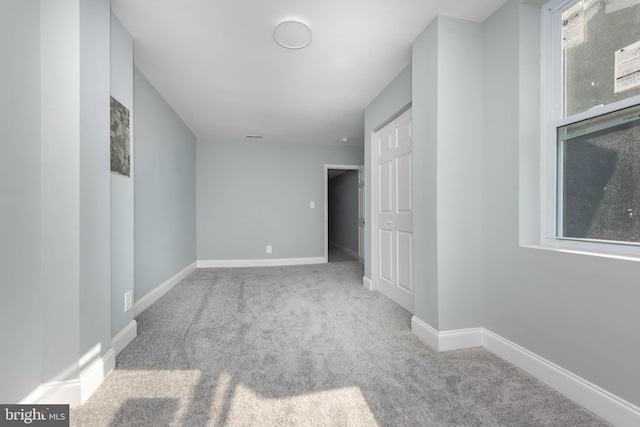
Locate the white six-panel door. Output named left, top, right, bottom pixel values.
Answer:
left=376, top=108, right=413, bottom=313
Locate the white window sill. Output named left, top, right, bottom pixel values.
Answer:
left=521, top=241, right=640, bottom=262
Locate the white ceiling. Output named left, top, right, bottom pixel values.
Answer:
left=111, top=0, right=507, bottom=146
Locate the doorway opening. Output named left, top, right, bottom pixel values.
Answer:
left=324, top=164, right=363, bottom=263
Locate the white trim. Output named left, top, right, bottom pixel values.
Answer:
left=483, top=329, right=640, bottom=427
left=18, top=385, right=44, bottom=406
left=329, top=242, right=360, bottom=260
left=197, top=257, right=325, bottom=269
left=111, top=320, right=137, bottom=355
left=21, top=349, right=116, bottom=407
left=411, top=316, right=439, bottom=350
left=372, top=101, right=413, bottom=132
left=18, top=348, right=116, bottom=407
left=522, top=243, right=640, bottom=262
left=39, top=379, right=81, bottom=407
left=362, top=276, right=373, bottom=291
left=410, top=319, right=640, bottom=426
left=324, top=164, right=361, bottom=264
left=80, top=348, right=115, bottom=404
left=370, top=129, right=379, bottom=298
left=358, top=165, right=365, bottom=263
left=540, top=0, right=558, bottom=246
left=134, top=261, right=197, bottom=316
left=411, top=317, right=483, bottom=352
left=438, top=327, right=484, bottom=351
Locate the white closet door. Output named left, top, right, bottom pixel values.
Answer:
left=375, top=108, right=413, bottom=313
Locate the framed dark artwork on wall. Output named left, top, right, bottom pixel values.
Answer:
left=110, top=96, right=130, bottom=177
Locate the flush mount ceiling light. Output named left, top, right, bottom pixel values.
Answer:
left=274, top=18, right=312, bottom=49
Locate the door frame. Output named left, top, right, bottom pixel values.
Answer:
left=324, top=164, right=362, bottom=263
left=369, top=104, right=412, bottom=294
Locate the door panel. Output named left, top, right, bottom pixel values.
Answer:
left=378, top=161, right=393, bottom=214
left=379, top=229, right=393, bottom=282
left=396, top=152, right=412, bottom=213
left=397, top=119, right=411, bottom=146
left=396, top=231, right=413, bottom=292
left=378, top=130, right=393, bottom=157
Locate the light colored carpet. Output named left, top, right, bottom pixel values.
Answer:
left=328, top=244, right=358, bottom=262
left=71, top=262, right=609, bottom=426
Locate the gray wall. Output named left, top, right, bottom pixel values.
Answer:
left=0, top=0, right=42, bottom=403
left=110, top=12, right=135, bottom=336
left=371, top=16, right=485, bottom=326
left=328, top=171, right=359, bottom=253
left=197, top=141, right=363, bottom=260
left=1, top=0, right=194, bottom=404
left=483, top=0, right=640, bottom=407
left=438, top=17, right=484, bottom=330
left=134, top=67, right=197, bottom=301
left=411, top=21, right=439, bottom=326
left=78, top=0, right=112, bottom=366
left=40, top=0, right=82, bottom=385
left=2, top=0, right=112, bottom=400
left=363, top=64, right=412, bottom=279
left=41, top=0, right=112, bottom=383
left=366, top=52, right=483, bottom=328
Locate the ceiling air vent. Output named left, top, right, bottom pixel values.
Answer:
left=245, top=135, right=263, bottom=139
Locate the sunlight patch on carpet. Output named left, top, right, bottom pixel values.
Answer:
left=221, top=382, right=379, bottom=426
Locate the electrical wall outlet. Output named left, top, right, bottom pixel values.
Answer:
left=266, top=245, right=272, bottom=253
left=124, top=291, right=133, bottom=312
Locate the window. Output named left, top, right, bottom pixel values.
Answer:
left=544, top=0, right=640, bottom=252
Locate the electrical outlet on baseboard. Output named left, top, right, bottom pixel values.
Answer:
left=124, top=290, right=133, bottom=312
left=266, top=245, right=272, bottom=254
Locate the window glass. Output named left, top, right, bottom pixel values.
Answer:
left=562, top=0, right=640, bottom=117
left=557, top=104, right=640, bottom=242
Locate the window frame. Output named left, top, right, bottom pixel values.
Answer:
left=541, top=0, right=640, bottom=257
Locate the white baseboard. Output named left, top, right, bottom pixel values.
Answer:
left=39, top=379, right=81, bottom=407
left=412, top=317, right=484, bottom=352
left=410, top=317, right=640, bottom=426
left=19, top=348, right=115, bottom=407
left=135, top=261, right=197, bottom=316
left=18, top=384, right=44, bottom=406
left=112, top=320, right=137, bottom=355
left=438, top=327, right=484, bottom=351
left=80, top=348, right=115, bottom=404
left=483, top=329, right=640, bottom=427
left=362, top=276, right=373, bottom=291
left=411, top=316, right=440, bottom=350
left=197, top=257, right=325, bottom=268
